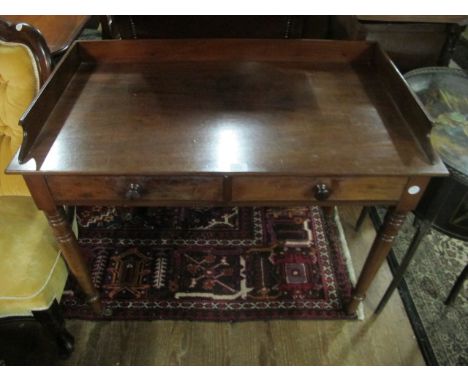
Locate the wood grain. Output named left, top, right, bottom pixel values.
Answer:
left=17, top=43, right=81, bottom=163
left=46, top=175, right=224, bottom=204
left=77, top=38, right=373, bottom=64
left=7, top=40, right=447, bottom=176
left=232, top=176, right=407, bottom=202
left=373, top=46, right=436, bottom=163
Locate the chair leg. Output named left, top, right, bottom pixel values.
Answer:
left=32, top=300, right=74, bottom=358
left=355, top=207, right=370, bottom=231
left=445, top=264, right=468, bottom=305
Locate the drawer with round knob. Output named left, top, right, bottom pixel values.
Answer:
left=45, top=175, right=224, bottom=205
left=231, top=176, right=407, bottom=203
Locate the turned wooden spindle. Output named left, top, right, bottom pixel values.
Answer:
left=24, top=176, right=102, bottom=315
left=346, top=177, right=430, bottom=315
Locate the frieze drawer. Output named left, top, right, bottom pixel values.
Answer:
left=231, top=176, right=407, bottom=202
left=46, top=175, right=224, bottom=204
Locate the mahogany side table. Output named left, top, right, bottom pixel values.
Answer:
left=6, top=39, right=448, bottom=316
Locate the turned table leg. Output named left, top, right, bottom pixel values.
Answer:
left=374, top=218, right=431, bottom=314
left=24, top=176, right=102, bottom=315
left=346, top=207, right=407, bottom=314
left=346, top=177, right=430, bottom=315
left=46, top=207, right=102, bottom=314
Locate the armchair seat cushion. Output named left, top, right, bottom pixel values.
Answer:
left=0, top=40, right=39, bottom=196
left=0, top=196, right=68, bottom=318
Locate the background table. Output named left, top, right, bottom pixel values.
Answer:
left=330, top=16, right=468, bottom=72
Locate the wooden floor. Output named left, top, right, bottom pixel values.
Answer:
left=60, top=206, right=425, bottom=366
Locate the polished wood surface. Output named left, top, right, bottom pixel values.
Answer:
left=6, top=39, right=448, bottom=316
left=346, top=176, right=430, bottom=314
left=45, top=175, right=407, bottom=206
left=9, top=40, right=446, bottom=176
left=231, top=176, right=407, bottom=202
left=373, top=46, right=436, bottom=163
left=15, top=43, right=81, bottom=172
left=59, top=206, right=426, bottom=365
left=1, top=15, right=90, bottom=55
left=46, top=175, right=225, bottom=204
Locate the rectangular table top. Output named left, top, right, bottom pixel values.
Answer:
left=8, top=39, right=448, bottom=178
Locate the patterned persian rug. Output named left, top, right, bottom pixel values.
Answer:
left=61, top=206, right=358, bottom=321
left=373, top=209, right=468, bottom=366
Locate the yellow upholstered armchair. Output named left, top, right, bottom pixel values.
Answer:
left=0, top=18, right=73, bottom=361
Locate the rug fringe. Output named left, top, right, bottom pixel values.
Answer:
left=333, top=207, right=365, bottom=320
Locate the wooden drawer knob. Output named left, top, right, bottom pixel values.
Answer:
left=314, top=183, right=331, bottom=201
left=125, top=183, right=143, bottom=200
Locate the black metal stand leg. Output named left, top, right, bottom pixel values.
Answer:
left=355, top=207, right=370, bottom=231
left=32, top=300, right=74, bottom=358
left=375, top=219, right=432, bottom=314
left=445, top=264, right=468, bottom=305
left=438, top=24, right=463, bottom=66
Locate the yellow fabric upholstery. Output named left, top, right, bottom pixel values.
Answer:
left=0, top=40, right=39, bottom=196
left=0, top=41, right=68, bottom=318
left=0, top=196, right=68, bottom=318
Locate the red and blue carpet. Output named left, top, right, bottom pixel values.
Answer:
left=61, top=206, right=357, bottom=321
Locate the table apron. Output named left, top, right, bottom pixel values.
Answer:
left=45, top=174, right=408, bottom=206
